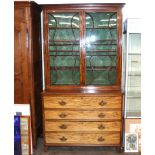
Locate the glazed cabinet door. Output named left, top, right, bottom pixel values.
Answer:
left=44, top=7, right=122, bottom=89
left=47, top=12, right=81, bottom=85
left=85, top=12, right=117, bottom=85
left=14, top=21, right=30, bottom=104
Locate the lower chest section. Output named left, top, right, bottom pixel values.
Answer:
left=42, top=94, right=123, bottom=146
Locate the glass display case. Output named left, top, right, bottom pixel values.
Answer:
left=85, top=12, right=117, bottom=85
left=123, top=19, right=141, bottom=118
left=48, top=12, right=80, bottom=85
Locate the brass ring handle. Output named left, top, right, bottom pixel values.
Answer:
left=59, top=124, right=67, bottom=129
left=99, top=100, right=107, bottom=106
left=59, top=113, right=67, bottom=118
left=59, top=136, right=67, bottom=141
left=98, top=113, right=105, bottom=118
left=98, top=124, right=105, bottom=130
left=59, top=101, right=66, bottom=106
left=98, top=137, right=105, bottom=142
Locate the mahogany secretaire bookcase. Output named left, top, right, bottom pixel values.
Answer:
left=42, top=3, right=125, bottom=151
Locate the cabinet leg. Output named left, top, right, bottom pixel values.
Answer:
left=115, top=146, right=124, bottom=153
left=44, top=146, right=48, bottom=152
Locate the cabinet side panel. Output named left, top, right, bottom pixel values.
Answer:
left=14, top=6, right=30, bottom=104
left=30, top=3, right=43, bottom=146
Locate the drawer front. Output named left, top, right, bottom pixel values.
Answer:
left=45, top=121, right=121, bottom=132
left=44, top=110, right=121, bottom=120
left=45, top=132, right=120, bottom=145
left=43, top=96, right=121, bottom=109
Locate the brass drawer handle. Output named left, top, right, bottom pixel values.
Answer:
left=98, top=137, right=105, bottom=142
left=59, top=124, right=67, bottom=129
left=98, top=113, right=105, bottom=118
left=98, top=124, right=105, bottom=130
left=59, top=101, right=66, bottom=106
left=59, top=136, right=67, bottom=141
left=99, top=100, right=107, bottom=106
left=59, top=113, right=67, bottom=118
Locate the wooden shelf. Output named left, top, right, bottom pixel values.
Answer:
left=86, top=66, right=116, bottom=71
left=49, top=50, right=116, bottom=53
left=49, top=50, right=79, bottom=52
left=86, top=50, right=116, bottom=52
left=49, top=40, right=79, bottom=42
left=49, top=54, right=79, bottom=56
left=128, top=53, right=141, bottom=55
left=49, top=43, right=117, bottom=46
left=48, top=26, right=116, bottom=29
left=50, top=66, right=79, bottom=70
left=87, top=54, right=116, bottom=56
left=86, top=27, right=116, bottom=29
left=127, top=96, right=141, bottom=99
left=49, top=26, right=79, bottom=29
left=50, top=66, right=115, bottom=70
left=49, top=43, right=79, bottom=46
left=49, top=39, right=116, bottom=43
left=49, top=54, right=116, bottom=56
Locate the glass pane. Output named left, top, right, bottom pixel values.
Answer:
left=85, top=12, right=117, bottom=85
left=126, top=33, right=141, bottom=117
left=48, top=13, right=80, bottom=85
left=128, top=33, right=141, bottom=54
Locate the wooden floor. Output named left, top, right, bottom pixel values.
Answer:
left=34, top=138, right=140, bottom=155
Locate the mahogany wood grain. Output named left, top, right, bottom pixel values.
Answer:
left=43, top=96, right=121, bottom=109
left=14, top=20, right=30, bottom=104
left=45, top=132, right=120, bottom=145
left=116, top=9, right=123, bottom=85
left=14, top=7, right=25, bottom=21
left=30, top=2, right=43, bottom=142
left=43, top=89, right=124, bottom=94
left=41, top=4, right=125, bottom=11
left=80, top=11, right=86, bottom=85
left=45, top=121, right=121, bottom=132
left=14, top=1, right=42, bottom=147
left=41, top=3, right=125, bottom=150
left=44, top=110, right=121, bottom=120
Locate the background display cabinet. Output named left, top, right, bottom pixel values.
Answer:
left=123, top=18, right=141, bottom=118
left=42, top=4, right=125, bottom=151
left=14, top=1, right=42, bottom=147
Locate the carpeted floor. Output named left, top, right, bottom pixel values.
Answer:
left=33, top=138, right=140, bottom=155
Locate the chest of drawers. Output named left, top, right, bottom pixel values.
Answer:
left=42, top=93, right=123, bottom=150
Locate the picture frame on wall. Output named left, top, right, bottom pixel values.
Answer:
left=130, top=124, right=141, bottom=152
left=125, top=119, right=141, bottom=152
left=14, top=104, right=33, bottom=154
left=125, top=133, right=138, bottom=152
left=20, top=116, right=31, bottom=155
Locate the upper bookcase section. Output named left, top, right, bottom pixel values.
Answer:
left=42, top=4, right=125, bottom=92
